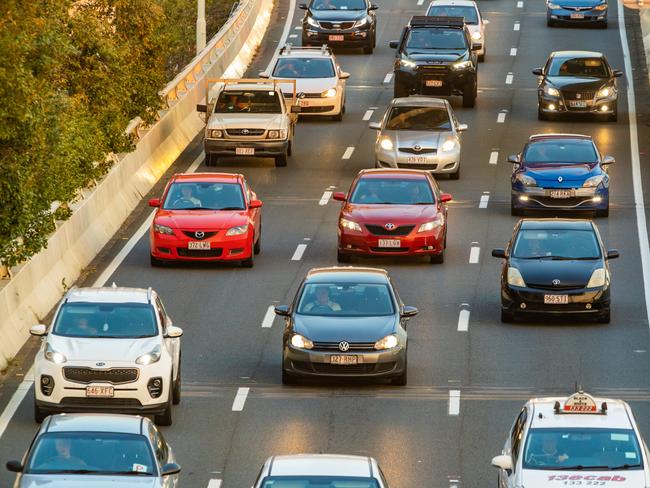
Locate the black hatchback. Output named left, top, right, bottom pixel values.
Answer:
left=492, top=219, right=618, bottom=323
left=275, top=266, right=417, bottom=385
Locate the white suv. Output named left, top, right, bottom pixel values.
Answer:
left=31, top=286, right=183, bottom=426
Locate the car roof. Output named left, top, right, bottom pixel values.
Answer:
left=306, top=267, right=389, bottom=284
left=429, top=0, right=477, bottom=7
left=519, top=219, right=594, bottom=231
left=391, top=96, right=448, bottom=108
left=65, top=286, right=151, bottom=304
left=357, top=168, right=431, bottom=180
left=45, top=414, right=145, bottom=435
left=269, top=454, right=373, bottom=477
left=171, top=172, right=242, bottom=183
left=529, top=396, right=634, bottom=430
left=550, top=50, right=604, bottom=59
left=528, top=133, right=592, bottom=142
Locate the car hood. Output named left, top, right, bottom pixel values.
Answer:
left=278, top=77, right=337, bottom=95
left=48, top=335, right=160, bottom=363
left=382, top=130, right=453, bottom=150
left=405, top=50, right=467, bottom=63
left=309, top=10, right=366, bottom=21
left=553, top=0, right=605, bottom=6
left=512, top=258, right=601, bottom=288
left=342, top=204, right=440, bottom=223
left=293, top=315, right=396, bottom=342
left=523, top=163, right=598, bottom=185
left=546, top=76, right=607, bottom=91
left=208, top=113, right=284, bottom=130
left=154, top=209, right=248, bottom=230
left=521, top=469, right=645, bottom=487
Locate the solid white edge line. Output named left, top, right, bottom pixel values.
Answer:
left=469, top=246, right=480, bottom=263
left=261, top=305, right=276, bottom=328
left=207, top=480, right=223, bottom=488
left=232, top=387, right=250, bottom=411
left=448, top=390, right=461, bottom=415
left=319, top=190, right=333, bottom=206
left=291, top=243, right=307, bottom=261
left=267, top=0, right=297, bottom=72
left=479, top=195, right=489, bottom=208
left=0, top=366, right=34, bottom=440
left=362, top=109, right=374, bottom=121
left=383, top=73, right=393, bottom=84
left=488, top=151, right=499, bottom=165
left=617, top=0, right=650, bottom=329
left=342, top=146, right=355, bottom=159
left=510, top=47, right=517, bottom=56
left=457, top=309, right=470, bottom=332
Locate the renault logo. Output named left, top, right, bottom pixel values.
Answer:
left=557, top=176, right=563, bottom=183
left=338, top=341, right=350, bottom=352
left=195, top=231, right=205, bottom=239
left=384, top=223, right=396, bottom=230
left=552, top=279, right=561, bottom=286
left=96, top=362, right=105, bottom=367
left=413, top=144, right=422, bottom=152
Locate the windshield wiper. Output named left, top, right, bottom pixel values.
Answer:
left=176, top=206, right=204, bottom=210
left=553, top=465, right=610, bottom=471
left=610, top=463, right=642, bottom=470
left=216, top=207, right=245, bottom=211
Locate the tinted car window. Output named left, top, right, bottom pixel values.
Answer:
left=426, top=6, right=478, bottom=24
left=273, top=58, right=336, bottom=78
left=522, top=140, right=598, bottom=165
left=163, top=182, right=245, bottom=210
left=349, top=178, right=435, bottom=204
left=406, top=29, right=467, bottom=49
left=512, top=229, right=601, bottom=260
left=261, top=477, right=380, bottom=488
left=310, top=0, right=367, bottom=9
left=386, top=107, right=451, bottom=131
left=547, top=57, right=608, bottom=78
left=215, top=90, right=282, bottom=114
left=297, top=283, right=395, bottom=316
left=53, top=303, right=157, bottom=338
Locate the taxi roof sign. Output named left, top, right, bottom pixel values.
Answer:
left=554, top=391, right=607, bottom=415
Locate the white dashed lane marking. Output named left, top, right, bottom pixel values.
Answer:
left=289, top=34, right=297, bottom=39
left=261, top=305, right=275, bottom=328
left=383, top=73, right=393, bottom=84
left=448, top=390, right=461, bottom=415
left=319, top=191, right=333, bottom=206
left=510, top=47, right=518, bottom=56
left=479, top=194, right=490, bottom=208
left=207, top=480, right=222, bottom=488
left=505, top=73, right=513, bottom=85
left=342, top=146, right=355, bottom=159
left=231, top=387, right=250, bottom=411
left=514, top=22, right=520, bottom=31
left=469, top=245, right=480, bottom=264
left=294, top=26, right=302, bottom=30
left=517, top=1, right=523, bottom=7
left=489, top=151, right=499, bottom=165
left=497, top=112, right=507, bottom=123
left=457, top=309, right=470, bottom=332
left=291, top=243, right=307, bottom=261
left=363, top=109, right=374, bottom=121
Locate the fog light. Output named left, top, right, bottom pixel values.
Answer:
left=601, top=105, right=609, bottom=112
left=147, top=377, right=163, bottom=398
left=520, top=303, right=527, bottom=309
left=548, top=103, right=556, bottom=111
left=519, top=195, right=529, bottom=202
left=586, top=303, right=592, bottom=310
left=40, top=375, right=54, bottom=396
left=593, top=196, right=602, bottom=203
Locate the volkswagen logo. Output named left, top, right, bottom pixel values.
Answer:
left=413, top=144, right=422, bottom=152
left=96, top=362, right=105, bottom=367
left=242, top=129, right=250, bottom=135
left=576, top=93, right=582, bottom=99
left=557, top=176, right=563, bottom=183
left=338, top=341, right=350, bottom=352
left=384, top=223, right=396, bottom=230
left=195, top=231, right=205, bottom=239
left=552, top=279, right=561, bottom=286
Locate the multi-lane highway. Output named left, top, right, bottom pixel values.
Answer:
left=2, top=0, right=650, bottom=487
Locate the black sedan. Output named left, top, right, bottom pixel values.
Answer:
left=275, top=266, right=417, bottom=385
left=534, top=50, right=622, bottom=121
left=492, top=219, right=618, bottom=323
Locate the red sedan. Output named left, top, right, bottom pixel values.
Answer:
left=149, top=172, right=262, bottom=267
left=334, top=169, right=452, bottom=264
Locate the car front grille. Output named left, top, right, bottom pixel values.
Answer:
left=292, top=361, right=396, bottom=375
left=526, top=283, right=586, bottom=291
left=365, top=224, right=415, bottom=236
left=420, top=65, right=449, bottom=75
left=181, top=231, right=218, bottom=240
left=63, top=367, right=139, bottom=385
left=398, top=147, right=437, bottom=155
left=397, top=163, right=438, bottom=170
left=318, top=21, right=355, bottom=30
left=61, top=397, right=144, bottom=407
left=370, top=246, right=410, bottom=253
left=561, top=90, right=596, bottom=100
left=226, top=129, right=265, bottom=136
left=300, top=106, right=335, bottom=113
left=177, top=248, right=223, bottom=258
left=562, top=6, right=593, bottom=11
left=312, top=342, right=377, bottom=352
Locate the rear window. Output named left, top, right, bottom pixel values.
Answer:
left=426, top=5, right=479, bottom=24
left=273, top=58, right=336, bottom=78
left=53, top=302, right=157, bottom=338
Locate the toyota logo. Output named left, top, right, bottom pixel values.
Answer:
left=576, top=93, right=582, bottom=99
left=557, top=176, right=563, bottom=183
left=413, top=144, right=422, bottom=152
left=96, top=362, right=105, bottom=367
left=242, top=129, right=250, bottom=135
left=338, top=341, right=350, bottom=352
left=195, top=231, right=205, bottom=239
left=552, top=279, right=561, bottom=286
left=384, top=223, right=396, bottom=230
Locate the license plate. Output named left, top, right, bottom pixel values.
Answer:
left=406, top=156, right=434, bottom=164
left=544, top=294, right=569, bottom=304
left=235, top=147, right=255, bottom=156
left=568, top=100, right=588, bottom=108
left=299, top=99, right=310, bottom=107
left=330, top=355, right=358, bottom=365
left=378, top=239, right=401, bottom=248
left=188, top=241, right=211, bottom=250
left=570, top=13, right=585, bottom=19
left=426, top=79, right=443, bottom=87
left=329, top=35, right=344, bottom=41
left=549, top=190, right=573, bottom=199
left=86, top=386, right=114, bottom=398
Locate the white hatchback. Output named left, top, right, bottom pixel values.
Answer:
left=31, top=286, right=182, bottom=426
left=426, top=0, right=488, bottom=61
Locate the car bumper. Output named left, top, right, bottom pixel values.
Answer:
left=338, top=227, right=445, bottom=257
left=150, top=229, right=252, bottom=262
left=204, top=139, right=289, bottom=157
left=395, top=70, right=474, bottom=96
left=303, top=28, right=372, bottom=47
left=547, top=9, right=607, bottom=24
left=501, top=284, right=610, bottom=316
left=283, top=345, right=406, bottom=379
left=538, top=94, right=617, bottom=116
left=375, top=148, right=460, bottom=173
left=511, top=188, right=609, bottom=211
left=295, top=95, right=343, bottom=116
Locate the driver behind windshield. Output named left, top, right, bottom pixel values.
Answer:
left=172, top=185, right=202, bottom=209
left=303, top=286, right=342, bottom=312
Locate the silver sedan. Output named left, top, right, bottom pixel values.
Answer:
left=370, top=96, right=467, bottom=179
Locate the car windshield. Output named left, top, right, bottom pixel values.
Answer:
left=349, top=178, right=435, bottom=205
left=523, top=140, right=598, bottom=165
left=406, top=28, right=467, bottom=50
left=26, top=432, right=156, bottom=476
left=53, top=303, right=157, bottom=338
left=512, top=229, right=601, bottom=260
left=162, top=182, right=245, bottom=210
left=386, top=106, right=451, bottom=131
left=547, top=57, right=609, bottom=78
left=296, top=283, right=395, bottom=317
left=523, top=428, right=643, bottom=470
left=214, top=90, right=282, bottom=114
left=310, top=0, right=367, bottom=10
left=426, top=5, right=479, bottom=24
left=273, top=58, right=336, bottom=78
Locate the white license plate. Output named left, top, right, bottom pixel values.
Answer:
left=426, top=79, right=443, bottom=87
left=570, top=13, right=585, bottom=19
left=188, top=241, right=211, bottom=250
left=86, top=386, right=114, bottom=398
left=406, top=156, right=434, bottom=164
left=568, top=100, right=588, bottom=108
left=544, top=294, right=569, bottom=304
left=378, top=239, right=401, bottom=248
left=549, top=190, right=573, bottom=199
left=235, top=147, right=255, bottom=156
left=329, top=35, right=344, bottom=41
left=330, top=355, right=358, bottom=365
left=299, top=99, right=310, bottom=107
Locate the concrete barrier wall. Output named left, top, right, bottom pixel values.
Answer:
left=0, top=0, right=274, bottom=370
left=641, top=8, right=650, bottom=76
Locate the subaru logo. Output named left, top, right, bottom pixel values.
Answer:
left=242, top=129, right=250, bottom=135
left=195, top=231, right=205, bottom=239
left=413, top=144, right=422, bottom=152
left=557, top=176, right=563, bottom=182
left=552, top=279, right=561, bottom=286
left=384, top=223, right=396, bottom=230
left=338, top=341, right=350, bottom=352
left=96, top=362, right=105, bottom=367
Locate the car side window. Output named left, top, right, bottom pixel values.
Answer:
left=148, top=423, right=169, bottom=466
left=510, top=407, right=528, bottom=467
left=154, top=298, right=166, bottom=332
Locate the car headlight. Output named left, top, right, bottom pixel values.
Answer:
left=451, top=60, right=472, bottom=71
left=45, top=344, right=67, bottom=364
left=596, top=86, right=612, bottom=98
left=594, top=3, right=607, bottom=10
left=136, top=345, right=162, bottom=365
left=208, top=129, right=223, bottom=139
left=543, top=85, right=560, bottom=97
left=307, top=17, right=319, bottom=28
left=374, top=334, right=399, bottom=350
left=154, top=223, right=174, bottom=235
left=441, top=139, right=457, bottom=152
left=507, top=267, right=526, bottom=288
left=321, top=88, right=337, bottom=98
left=583, top=175, right=606, bottom=188
left=290, top=334, right=314, bottom=349
left=587, top=268, right=607, bottom=288
left=547, top=2, right=561, bottom=8
left=340, top=218, right=362, bottom=232
left=400, top=58, right=417, bottom=69
left=515, top=174, right=537, bottom=187
left=354, top=17, right=368, bottom=28
left=471, top=31, right=482, bottom=40
left=380, top=137, right=394, bottom=151
left=226, top=225, right=248, bottom=236
left=418, top=218, right=444, bottom=232
left=267, top=129, right=287, bottom=139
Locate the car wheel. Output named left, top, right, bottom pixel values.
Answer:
left=511, top=206, right=524, bottom=217
left=599, top=21, right=608, bottom=29
left=430, top=252, right=444, bottom=264
left=537, top=105, right=548, bottom=121
left=595, top=207, right=609, bottom=218
left=275, top=153, right=288, bottom=167
left=154, top=386, right=173, bottom=426
left=172, top=352, right=181, bottom=405
left=150, top=255, right=163, bottom=267
left=608, top=103, right=618, bottom=122
left=332, top=109, right=343, bottom=122
left=287, top=140, right=292, bottom=157
left=501, top=309, right=516, bottom=323
left=394, top=79, right=409, bottom=98
left=597, top=309, right=611, bottom=324
left=337, top=250, right=352, bottom=263
left=547, top=19, right=555, bottom=27
left=254, top=228, right=261, bottom=255
left=206, top=154, right=217, bottom=167
left=462, top=79, right=477, bottom=108
left=302, top=38, right=310, bottom=47
left=282, top=368, right=297, bottom=385
left=241, top=242, right=255, bottom=268
left=449, top=165, right=460, bottom=180
left=34, top=403, right=46, bottom=423
left=363, top=42, right=373, bottom=54
left=478, top=47, right=485, bottom=62
left=391, top=362, right=407, bottom=386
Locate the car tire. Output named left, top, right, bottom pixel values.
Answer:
left=34, top=403, right=46, bottom=423
left=462, top=79, right=477, bottom=108
left=333, top=109, right=343, bottom=122
left=363, top=42, right=373, bottom=55
left=449, top=165, right=460, bottom=180
left=241, top=242, right=255, bottom=268
left=275, top=153, right=288, bottom=167
left=537, top=106, right=548, bottom=121
left=598, top=309, right=611, bottom=324
left=599, top=21, right=608, bottom=29
left=608, top=103, right=618, bottom=122
left=430, top=252, right=444, bottom=264
left=282, top=368, right=297, bottom=385
left=337, top=250, right=352, bottom=263
left=206, top=154, right=217, bottom=167
left=511, top=206, right=524, bottom=217
left=478, top=47, right=485, bottom=62
left=501, top=309, right=516, bottom=323
left=302, top=38, right=310, bottom=47
left=155, top=388, right=173, bottom=426
left=150, top=255, right=163, bottom=267
left=391, top=366, right=407, bottom=386
left=394, top=79, right=409, bottom=98
left=254, top=228, right=261, bottom=255
left=547, top=19, right=555, bottom=27
left=287, top=140, right=292, bottom=157
left=595, top=207, right=609, bottom=218
left=172, top=352, right=181, bottom=405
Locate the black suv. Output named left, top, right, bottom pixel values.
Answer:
left=300, top=0, right=378, bottom=54
left=389, top=16, right=479, bottom=107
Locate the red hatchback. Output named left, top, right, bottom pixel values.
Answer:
left=334, top=169, right=452, bottom=264
left=149, top=172, right=262, bottom=267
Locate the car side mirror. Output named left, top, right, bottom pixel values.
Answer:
left=440, top=193, right=453, bottom=203
left=369, top=4, right=379, bottom=10
left=368, top=122, right=382, bottom=130
left=6, top=460, right=23, bottom=473
left=259, top=71, right=270, bottom=79
left=401, top=306, right=418, bottom=318
left=290, top=105, right=302, bottom=113
left=484, top=19, right=490, bottom=25
left=602, top=155, right=615, bottom=165
left=613, top=69, right=623, bottom=78
left=532, top=68, right=543, bottom=76
left=492, top=248, right=507, bottom=259
left=148, top=198, right=161, bottom=208
left=339, top=71, right=350, bottom=80
left=165, top=326, right=183, bottom=338
left=298, top=3, right=308, bottom=9
left=249, top=199, right=263, bottom=209
left=30, top=324, right=48, bottom=336
left=196, top=104, right=207, bottom=113
left=491, top=455, right=513, bottom=474
left=389, top=40, right=399, bottom=49
left=333, top=192, right=347, bottom=202
left=457, top=123, right=468, bottom=132
left=471, top=43, right=482, bottom=51
left=274, top=305, right=290, bottom=316
left=507, top=155, right=520, bottom=164
left=607, top=249, right=620, bottom=260
left=161, top=462, right=181, bottom=476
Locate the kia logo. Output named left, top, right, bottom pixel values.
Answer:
left=384, top=223, right=396, bottom=230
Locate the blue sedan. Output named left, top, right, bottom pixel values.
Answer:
left=546, top=0, right=608, bottom=28
left=509, top=134, right=613, bottom=217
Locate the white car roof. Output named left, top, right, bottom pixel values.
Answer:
left=269, top=454, right=373, bottom=477
left=529, top=395, right=634, bottom=431
left=45, top=413, right=145, bottom=435
left=429, top=0, right=477, bottom=6
left=65, top=286, right=151, bottom=304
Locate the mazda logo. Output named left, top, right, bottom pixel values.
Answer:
left=557, top=176, right=563, bottom=182
left=552, top=279, right=561, bottom=286
left=384, top=223, right=396, bottom=230
left=413, top=144, right=422, bottom=152
left=96, top=362, right=105, bottom=367
left=338, top=341, right=350, bottom=352
left=195, top=231, right=205, bottom=239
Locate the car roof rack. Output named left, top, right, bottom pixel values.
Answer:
left=409, top=15, right=465, bottom=28
left=529, top=133, right=592, bottom=141
left=279, top=43, right=332, bottom=55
